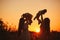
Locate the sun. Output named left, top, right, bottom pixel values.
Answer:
left=36, top=29, right=40, bottom=33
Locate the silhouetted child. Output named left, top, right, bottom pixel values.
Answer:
left=34, top=9, right=47, bottom=24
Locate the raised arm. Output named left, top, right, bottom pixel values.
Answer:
left=41, top=14, right=43, bottom=22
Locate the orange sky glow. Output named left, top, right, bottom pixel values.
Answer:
left=0, top=0, right=60, bottom=32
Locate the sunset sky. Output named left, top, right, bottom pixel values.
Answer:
left=0, top=0, right=60, bottom=32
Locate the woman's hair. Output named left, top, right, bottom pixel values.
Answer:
left=22, top=13, right=33, bottom=20
left=43, top=18, right=50, bottom=32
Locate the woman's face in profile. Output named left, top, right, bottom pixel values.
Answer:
left=28, top=19, right=32, bottom=25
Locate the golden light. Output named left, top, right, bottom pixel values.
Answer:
left=28, top=20, right=40, bottom=32
left=36, top=29, right=40, bottom=33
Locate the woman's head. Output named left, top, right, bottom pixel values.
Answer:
left=43, top=18, right=50, bottom=24
left=22, top=13, right=33, bottom=25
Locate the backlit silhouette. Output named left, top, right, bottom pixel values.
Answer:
left=40, top=18, right=50, bottom=40
left=34, top=9, right=47, bottom=24
left=0, top=9, right=60, bottom=40
left=18, top=13, right=33, bottom=40
left=34, top=9, right=50, bottom=40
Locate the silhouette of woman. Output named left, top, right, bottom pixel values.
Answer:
left=18, top=16, right=25, bottom=36
left=18, top=13, right=33, bottom=40
left=39, top=18, right=50, bottom=40
left=41, top=18, right=50, bottom=34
